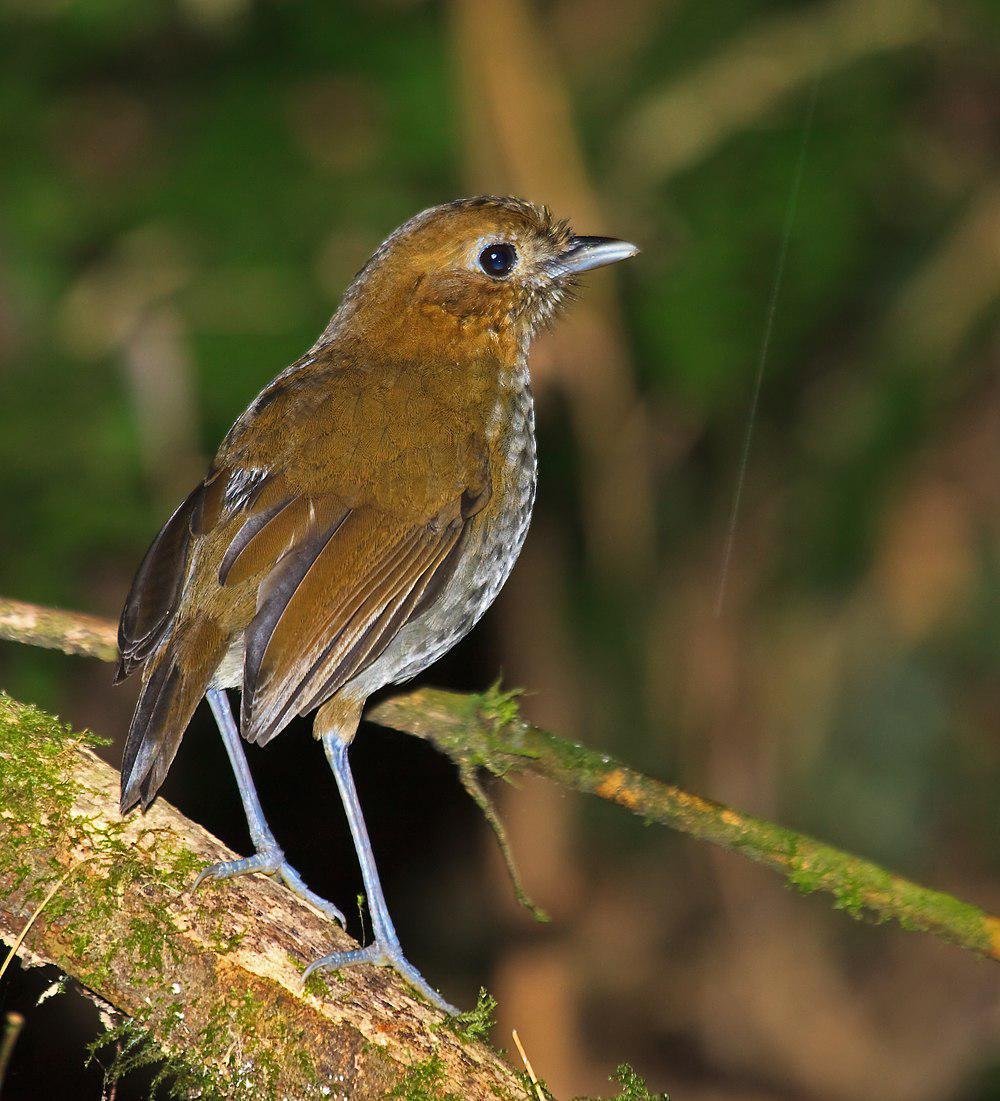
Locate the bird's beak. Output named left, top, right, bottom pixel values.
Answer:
left=546, top=236, right=639, bottom=277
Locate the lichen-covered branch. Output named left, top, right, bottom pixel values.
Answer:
left=0, top=693, right=526, bottom=1100
left=371, top=687, right=1000, bottom=963
left=2, top=595, right=999, bottom=1096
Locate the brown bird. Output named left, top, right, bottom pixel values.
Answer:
left=116, top=196, right=637, bottom=1012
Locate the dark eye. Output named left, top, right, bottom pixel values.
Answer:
left=478, top=242, right=517, bottom=278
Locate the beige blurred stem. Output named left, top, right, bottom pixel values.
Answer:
left=58, top=226, right=203, bottom=507
left=452, top=0, right=656, bottom=583
left=121, top=305, right=204, bottom=506
left=885, top=182, right=1000, bottom=363
left=2, top=596, right=999, bottom=967
left=619, top=0, right=940, bottom=186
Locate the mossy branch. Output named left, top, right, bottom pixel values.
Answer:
left=372, top=688, right=1000, bottom=962
left=2, top=598, right=999, bottom=965
left=0, top=692, right=526, bottom=1100
left=2, top=596, right=999, bottom=1099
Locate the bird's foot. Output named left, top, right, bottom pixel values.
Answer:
left=303, top=937, right=458, bottom=1015
left=194, top=846, right=346, bottom=925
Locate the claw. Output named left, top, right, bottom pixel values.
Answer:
left=303, top=938, right=459, bottom=1015
left=194, top=847, right=346, bottom=926
left=194, top=848, right=280, bottom=890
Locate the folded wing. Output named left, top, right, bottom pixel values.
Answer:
left=118, top=351, right=490, bottom=810
left=119, top=463, right=475, bottom=808
left=238, top=501, right=467, bottom=745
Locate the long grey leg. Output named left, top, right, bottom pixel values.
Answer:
left=194, top=688, right=345, bottom=926
left=206, top=688, right=272, bottom=851
left=303, top=734, right=458, bottom=1015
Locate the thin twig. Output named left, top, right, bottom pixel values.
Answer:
left=0, top=869, right=73, bottom=985
left=457, top=762, right=549, bottom=923
left=371, top=688, right=1000, bottom=964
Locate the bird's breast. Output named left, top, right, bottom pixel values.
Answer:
left=428, top=370, right=538, bottom=641
left=352, top=373, right=537, bottom=693
left=474, top=371, right=538, bottom=612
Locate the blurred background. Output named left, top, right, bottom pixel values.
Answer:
left=1, top=0, right=999, bottom=1097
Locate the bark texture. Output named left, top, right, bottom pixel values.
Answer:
left=0, top=693, right=524, bottom=1100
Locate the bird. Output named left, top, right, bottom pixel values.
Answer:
left=115, top=195, right=638, bottom=1013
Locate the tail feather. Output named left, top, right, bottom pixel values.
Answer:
left=120, top=618, right=227, bottom=813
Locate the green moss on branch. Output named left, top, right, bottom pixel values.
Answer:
left=370, top=685, right=1000, bottom=965
left=0, top=692, right=527, bottom=1100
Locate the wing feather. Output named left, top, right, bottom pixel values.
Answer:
left=115, top=484, right=203, bottom=683
left=295, top=519, right=468, bottom=716
left=219, top=494, right=347, bottom=587
left=241, top=505, right=465, bottom=745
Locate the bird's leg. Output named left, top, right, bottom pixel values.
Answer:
left=194, top=688, right=345, bottom=925
left=303, top=732, right=459, bottom=1015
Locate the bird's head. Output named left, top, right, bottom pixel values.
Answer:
left=330, top=196, right=638, bottom=352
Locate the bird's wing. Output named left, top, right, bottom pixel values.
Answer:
left=118, top=350, right=491, bottom=806
left=114, top=462, right=283, bottom=685
left=118, top=468, right=481, bottom=805
left=209, top=357, right=491, bottom=744
left=234, top=495, right=473, bottom=745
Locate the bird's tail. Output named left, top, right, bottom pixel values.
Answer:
left=120, top=616, right=227, bottom=813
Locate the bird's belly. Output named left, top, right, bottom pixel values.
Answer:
left=388, top=481, right=534, bottom=681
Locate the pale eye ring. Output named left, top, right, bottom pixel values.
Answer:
left=478, top=242, right=517, bottom=278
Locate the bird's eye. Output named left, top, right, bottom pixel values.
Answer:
left=478, top=242, right=517, bottom=278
